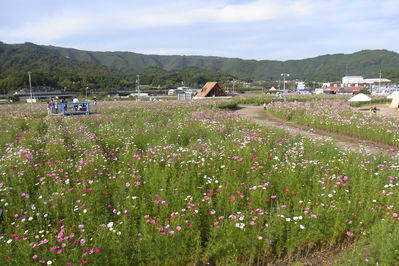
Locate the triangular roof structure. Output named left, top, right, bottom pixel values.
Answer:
left=348, top=93, right=372, bottom=102
left=195, top=82, right=228, bottom=97
left=269, top=87, right=276, bottom=91
left=389, top=95, right=399, bottom=108
left=387, top=91, right=399, bottom=99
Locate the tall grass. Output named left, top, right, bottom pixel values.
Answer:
left=267, top=99, right=399, bottom=147
left=0, top=101, right=399, bottom=264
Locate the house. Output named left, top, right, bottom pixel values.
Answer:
left=326, top=86, right=365, bottom=94
left=194, top=82, right=228, bottom=98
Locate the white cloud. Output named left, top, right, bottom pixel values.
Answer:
left=1, top=15, right=91, bottom=42
left=102, top=0, right=315, bottom=29
left=1, top=0, right=398, bottom=60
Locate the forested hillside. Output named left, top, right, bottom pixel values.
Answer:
left=44, top=44, right=399, bottom=81
left=1, top=41, right=399, bottom=94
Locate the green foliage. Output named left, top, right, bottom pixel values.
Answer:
left=40, top=44, right=399, bottom=81
left=2, top=42, right=399, bottom=88
left=1, top=101, right=399, bottom=264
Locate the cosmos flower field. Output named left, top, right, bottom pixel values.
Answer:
left=1, top=100, right=399, bottom=265
left=267, top=98, right=399, bottom=147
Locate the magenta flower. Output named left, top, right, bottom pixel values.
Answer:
left=210, top=210, right=216, bottom=216
left=230, top=196, right=236, bottom=200
left=126, top=182, right=130, bottom=187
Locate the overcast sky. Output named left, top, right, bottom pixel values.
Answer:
left=1, top=0, right=398, bottom=60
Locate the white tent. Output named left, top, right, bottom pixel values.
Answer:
left=387, top=91, right=399, bottom=99
left=348, top=93, right=372, bottom=102
left=389, top=95, right=399, bottom=108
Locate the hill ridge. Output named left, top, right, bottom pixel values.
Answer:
left=1, top=42, right=399, bottom=82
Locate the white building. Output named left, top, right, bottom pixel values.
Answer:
left=342, top=76, right=364, bottom=85
left=296, top=82, right=306, bottom=91
left=342, top=76, right=391, bottom=85
left=363, top=78, right=391, bottom=84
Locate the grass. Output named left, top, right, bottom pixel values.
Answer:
left=267, top=98, right=399, bottom=147
left=0, top=100, right=399, bottom=265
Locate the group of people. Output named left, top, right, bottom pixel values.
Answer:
left=47, top=97, right=97, bottom=116
left=47, top=98, right=61, bottom=116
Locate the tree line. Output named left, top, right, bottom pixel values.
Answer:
left=0, top=67, right=237, bottom=95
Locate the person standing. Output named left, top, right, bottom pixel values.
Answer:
left=93, top=97, right=97, bottom=113
left=47, top=101, right=52, bottom=116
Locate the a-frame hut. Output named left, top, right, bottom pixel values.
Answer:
left=195, top=82, right=228, bottom=98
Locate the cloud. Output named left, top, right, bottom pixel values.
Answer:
left=103, top=0, right=315, bottom=29
left=1, top=0, right=398, bottom=60
left=0, top=14, right=91, bottom=42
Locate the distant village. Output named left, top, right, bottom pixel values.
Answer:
left=2, top=74, right=398, bottom=104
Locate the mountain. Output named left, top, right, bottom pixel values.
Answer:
left=2, top=42, right=399, bottom=82
left=0, top=42, right=122, bottom=76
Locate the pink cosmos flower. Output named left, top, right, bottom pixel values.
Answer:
left=126, top=182, right=130, bottom=187
left=210, top=210, right=216, bottom=216
left=94, top=248, right=101, bottom=253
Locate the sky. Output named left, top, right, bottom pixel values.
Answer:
left=1, top=0, right=399, bottom=61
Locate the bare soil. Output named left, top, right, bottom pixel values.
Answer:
left=235, top=104, right=399, bottom=157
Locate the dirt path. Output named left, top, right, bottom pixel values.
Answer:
left=235, top=105, right=399, bottom=157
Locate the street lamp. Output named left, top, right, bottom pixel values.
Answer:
left=281, top=73, right=289, bottom=91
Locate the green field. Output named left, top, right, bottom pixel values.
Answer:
left=1, top=99, right=399, bottom=265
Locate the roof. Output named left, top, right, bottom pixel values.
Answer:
left=387, top=91, right=399, bottom=99
left=195, top=82, right=227, bottom=97
left=326, top=86, right=365, bottom=92
left=348, top=93, right=372, bottom=102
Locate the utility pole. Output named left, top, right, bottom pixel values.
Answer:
left=281, top=73, right=289, bottom=91
left=28, top=71, right=33, bottom=104
left=136, top=74, right=140, bottom=101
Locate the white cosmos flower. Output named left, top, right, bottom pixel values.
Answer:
left=107, top=222, right=114, bottom=228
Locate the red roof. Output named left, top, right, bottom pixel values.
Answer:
left=326, top=86, right=365, bottom=91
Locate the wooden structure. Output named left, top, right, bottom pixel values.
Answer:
left=60, top=102, right=90, bottom=116
left=195, top=82, right=228, bottom=97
